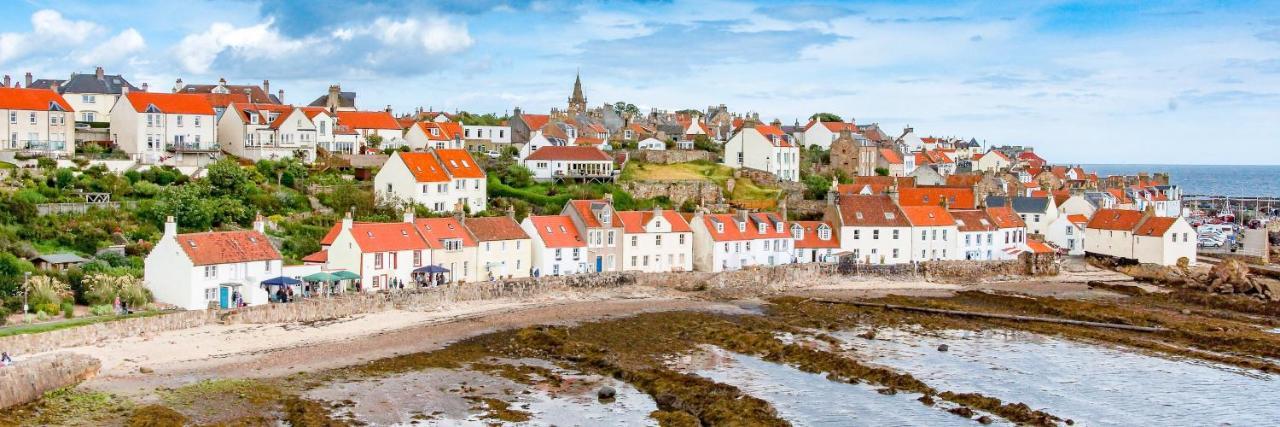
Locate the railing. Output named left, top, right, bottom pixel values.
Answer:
left=166, top=142, right=221, bottom=153
left=2, top=139, right=68, bottom=152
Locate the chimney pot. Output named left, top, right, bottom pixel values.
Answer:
left=277, top=89, right=284, bottom=103
left=2, top=75, right=9, bottom=88
left=95, top=66, right=104, bottom=80
left=141, top=82, right=149, bottom=92
left=24, top=72, right=32, bottom=87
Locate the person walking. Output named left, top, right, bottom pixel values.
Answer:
left=2, top=352, right=13, bottom=367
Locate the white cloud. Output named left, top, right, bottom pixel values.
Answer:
left=373, top=16, right=473, bottom=54
left=79, top=28, right=146, bottom=66
left=174, top=19, right=316, bottom=74
left=0, top=9, right=104, bottom=64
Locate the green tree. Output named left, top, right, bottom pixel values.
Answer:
left=802, top=173, right=832, bottom=199
left=875, top=167, right=890, bottom=176
left=206, top=158, right=252, bottom=197
left=810, top=113, right=843, bottom=122
left=504, top=164, right=535, bottom=188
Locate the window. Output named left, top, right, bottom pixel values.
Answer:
left=854, top=230, right=860, bottom=240
left=892, top=248, right=899, bottom=258
left=631, top=235, right=638, bottom=247
left=631, top=256, right=637, bottom=267
left=572, top=248, right=581, bottom=260
left=204, top=265, right=217, bottom=278
left=555, top=248, right=563, bottom=261
left=83, top=112, right=95, bottom=122
left=194, top=116, right=201, bottom=127
left=922, top=231, right=927, bottom=241
left=82, top=94, right=95, bottom=103
left=893, top=229, right=900, bottom=239
left=374, top=253, right=384, bottom=269
left=655, top=234, right=663, bottom=246
left=737, top=152, right=744, bottom=164
left=679, top=234, right=686, bottom=245
left=873, top=230, right=879, bottom=240
left=413, top=250, right=422, bottom=267
left=607, top=231, right=615, bottom=245
left=965, top=235, right=971, bottom=246
left=1066, top=226, right=1073, bottom=235
left=29, top=112, right=37, bottom=124
left=1034, top=214, right=1040, bottom=222
left=176, top=115, right=183, bottom=127
left=8, top=111, right=15, bottom=123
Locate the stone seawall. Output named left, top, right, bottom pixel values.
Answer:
left=0, top=353, right=100, bottom=409
left=623, top=180, right=722, bottom=206
left=0, top=310, right=212, bottom=356
left=629, top=150, right=717, bottom=164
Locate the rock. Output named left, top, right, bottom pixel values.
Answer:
left=138, top=366, right=154, bottom=374
left=977, top=415, right=994, bottom=424
left=937, top=344, right=949, bottom=352
left=597, top=386, right=616, bottom=401
left=1181, top=309, right=1192, bottom=315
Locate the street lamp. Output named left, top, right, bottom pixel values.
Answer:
left=22, top=272, right=31, bottom=324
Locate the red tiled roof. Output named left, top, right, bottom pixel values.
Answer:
left=986, top=206, right=1026, bottom=228
left=1027, top=239, right=1056, bottom=254
left=415, top=217, right=477, bottom=248
left=753, top=125, right=792, bottom=147
left=879, top=148, right=903, bottom=165
left=1086, top=208, right=1146, bottom=231
left=301, top=107, right=331, bottom=119
left=521, top=114, right=550, bottom=130
left=525, top=146, right=612, bottom=161
left=616, top=210, right=691, bottom=234
left=836, top=194, right=910, bottom=227
left=301, top=250, right=328, bottom=263
left=836, top=176, right=914, bottom=196
left=125, top=92, right=214, bottom=115
left=567, top=199, right=609, bottom=228
left=348, top=222, right=430, bottom=252
left=1134, top=216, right=1177, bottom=237
left=900, top=205, right=956, bottom=227
left=435, top=149, right=485, bottom=179
left=950, top=210, right=998, bottom=232
left=528, top=215, right=585, bottom=248
left=176, top=230, right=280, bottom=266
left=791, top=221, right=840, bottom=248
left=699, top=213, right=789, bottom=241
left=946, top=174, right=983, bottom=187
left=416, top=121, right=462, bottom=141
left=576, top=136, right=605, bottom=146
left=465, top=216, right=528, bottom=241
left=398, top=152, right=450, bottom=183
left=899, top=187, right=976, bottom=209
left=337, top=111, right=399, bottom=130
left=0, top=87, right=73, bottom=111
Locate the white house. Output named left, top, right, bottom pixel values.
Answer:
left=563, top=199, right=624, bottom=273
left=1046, top=213, right=1089, bottom=255
left=466, top=215, right=532, bottom=280
left=144, top=216, right=277, bottom=310
left=975, top=149, right=1012, bottom=172
left=523, top=146, right=615, bottom=182
left=637, top=137, right=666, bottom=150
left=404, top=121, right=465, bottom=151
left=829, top=194, right=913, bottom=264
left=986, top=206, right=1029, bottom=260
left=1058, top=194, right=1100, bottom=218
left=951, top=210, right=1000, bottom=261
left=326, top=213, right=432, bottom=291
left=986, top=196, right=1058, bottom=236
left=690, top=211, right=793, bottom=272
left=791, top=221, right=840, bottom=263
left=335, top=110, right=403, bottom=152
left=522, top=215, right=589, bottom=276
left=29, top=67, right=138, bottom=124
left=374, top=150, right=487, bottom=213
left=801, top=119, right=857, bottom=150
left=617, top=207, right=693, bottom=273
left=722, top=123, right=800, bottom=182
left=0, top=87, right=75, bottom=157
left=902, top=205, right=959, bottom=261
left=217, top=103, right=318, bottom=163
left=109, top=92, right=217, bottom=164
left=414, top=215, right=480, bottom=283
left=463, top=125, right=511, bottom=144
left=1085, top=208, right=1196, bottom=266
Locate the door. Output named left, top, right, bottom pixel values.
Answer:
left=219, top=286, right=230, bottom=309
left=595, top=256, right=603, bottom=272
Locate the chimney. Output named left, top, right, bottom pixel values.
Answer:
left=164, top=216, right=177, bottom=236
left=140, top=82, right=149, bottom=92
left=262, top=79, right=270, bottom=97
left=779, top=198, right=788, bottom=221
left=2, top=75, right=9, bottom=87
left=327, top=84, right=341, bottom=112
left=385, top=104, right=392, bottom=113
left=121, top=85, right=129, bottom=95
left=602, top=193, right=614, bottom=204
left=253, top=214, right=266, bottom=233
left=341, top=211, right=354, bottom=231
left=174, top=78, right=183, bottom=92
left=95, top=66, right=105, bottom=81
left=218, top=77, right=227, bottom=87
left=277, top=89, right=284, bottom=104
left=24, top=72, right=32, bottom=87
left=826, top=176, right=839, bottom=206
left=506, top=204, right=516, bottom=220
left=50, top=82, right=59, bottom=91
left=403, top=208, right=415, bottom=223
left=736, top=208, right=749, bottom=222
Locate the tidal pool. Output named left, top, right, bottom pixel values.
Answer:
left=838, top=328, right=1280, bottom=426
left=684, top=347, right=993, bottom=426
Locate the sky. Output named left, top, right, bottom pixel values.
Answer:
left=1, top=0, right=1278, bottom=165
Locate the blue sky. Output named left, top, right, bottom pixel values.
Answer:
left=2, top=0, right=1278, bottom=164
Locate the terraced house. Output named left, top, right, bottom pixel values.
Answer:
left=217, top=103, right=318, bottom=163
left=690, top=210, right=793, bottom=272
left=374, top=150, right=487, bottom=213
left=0, top=87, right=75, bottom=157
left=562, top=198, right=624, bottom=273
left=109, top=92, right=216, bottom=165
left=616, top=207, right=694, bottom=273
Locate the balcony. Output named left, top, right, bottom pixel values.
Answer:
left=2, top=139, right=69, bottom=156
left=166, top=142, right=221, bottom=153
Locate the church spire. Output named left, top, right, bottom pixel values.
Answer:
left=568, top=70, right=587, bottom=115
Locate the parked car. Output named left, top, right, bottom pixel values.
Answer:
left=487, top=150, right=501, bottom=159
left=1198, top=239, right=1223, bottom=248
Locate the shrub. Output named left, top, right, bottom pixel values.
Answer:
left=0, top=307, right=8, bottom=326
left=90, top=304, right=114, bottom=316
left=25, top=275, right=72, bottom=307
left=36, top=303, right=60, bottom=315
left=84, top=274, right=150, bottom=306
left=36, top=311, right=48, bottom=321
left=62, top=302, right=74, bottom=319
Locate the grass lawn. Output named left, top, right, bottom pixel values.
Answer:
left=0, top=310, right=165, bottom=338
left=622, top=161, right=734, bottom=184
left=0, top=161, right=15, bottom=169
left=730, top=178, right=782, bottom=201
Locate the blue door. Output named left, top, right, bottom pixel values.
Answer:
left=595, top=256, right=603, bottom=272
left=219, top=286, right=231, bottom=309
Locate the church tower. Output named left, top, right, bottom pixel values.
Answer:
left=567, top=71, right=587, bottom=116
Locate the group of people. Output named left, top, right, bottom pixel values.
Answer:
left=1, top=351, right=13, bottom=367
left=274, top=286, right=296, bottom=303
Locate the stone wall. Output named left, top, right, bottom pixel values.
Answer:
left=629, top=150, right=717, bottom=164
left=737, top=167, right=779, bottom=187
left=0, top=353, right=100, bottom=409
left=623, top=180, right=722, bottom=206
left=0, top=310, right=212, bottom=356
left=921, top=260, right=1026, bottom=281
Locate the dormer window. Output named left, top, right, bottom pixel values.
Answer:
left=791, top=224, right=803, bottom=240
left=775, top=222, right=784, bottom=233
left=601, top=211, right=611, bottom=225
left=818, top=225, right=831, bottom=240
left=737, top=221, right=745, bottom=232
left=758, top=223, right=766, bottom=234
left=715, top=223, right=724, bottom=233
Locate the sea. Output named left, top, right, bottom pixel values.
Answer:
left=1081, top=164, right=1280, bottom=197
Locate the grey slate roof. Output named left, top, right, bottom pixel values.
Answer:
left=984, top=196, right=1050, bottom=214
left=309, top=92, right=357, bottom=109
left=30, top=253, right=90, bottom=264
left=32, top=73, right=139, bottom=94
